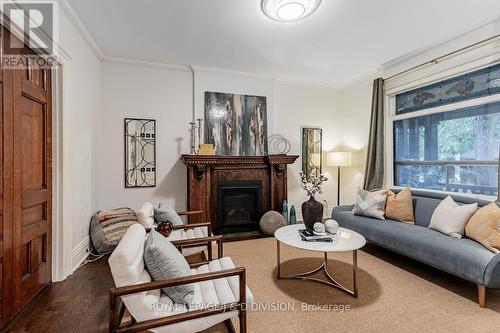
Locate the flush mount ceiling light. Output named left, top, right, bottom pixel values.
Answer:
left=262, top=0, right=321, bottom=22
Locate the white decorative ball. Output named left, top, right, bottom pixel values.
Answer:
left=325, top=219, right=339, bottom=234
left=313, top=222, right=325, bottom=233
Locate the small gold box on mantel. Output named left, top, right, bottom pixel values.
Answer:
left=198, top=144, right=215, bottom=155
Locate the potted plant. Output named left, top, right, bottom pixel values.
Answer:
left=300, top=171, right=328, bottom=230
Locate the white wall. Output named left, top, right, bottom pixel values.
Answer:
left=94, top=63, right=344, bottom=218
left=274, top=82, right=342, bottom=216
left=95, top=62, right=192, bottom=211
left=59, top=11, right=102, bottom=249
left=338, top=79, right=373, bottom=204
left=55, top=7, right=102, bottom=277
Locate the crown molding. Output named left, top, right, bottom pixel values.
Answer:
left=103, top=56, right=191, bottom=72
left=381, top=16, right=500, bottom=74
left=58, top=0, right=104, bottom=60
left=102, top=57, right=341, bottom=90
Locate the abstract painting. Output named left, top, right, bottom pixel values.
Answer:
left=204, top=92, right=268, bottom=156
left=124, top=118, right=156, bottom=188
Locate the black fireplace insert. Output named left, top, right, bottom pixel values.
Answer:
left=216, top=180, right=262, bottom=234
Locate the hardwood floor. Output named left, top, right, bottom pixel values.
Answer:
left=0, top=255, right=227, bottom=333
left=1, top=257, right=113, bottom=333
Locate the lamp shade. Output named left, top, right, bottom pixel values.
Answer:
left=327, top=152, right=352, bottom=167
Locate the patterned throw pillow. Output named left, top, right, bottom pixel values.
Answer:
left=90, top=208, right=137, bottom=254
left=154, top=203, right=183, bottom=225
left=465, top=203, right=500, bottom=253
left=352, top=188, right=389, bottom=220
left=144, top=229, right=194, bottom=306
left=386, top=188, right=415, bottom=224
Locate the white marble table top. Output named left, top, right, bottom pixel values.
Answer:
left=274, top=224, right=366, bottom=252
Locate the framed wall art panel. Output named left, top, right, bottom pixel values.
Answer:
left=124, top=118, right=156, bottom=188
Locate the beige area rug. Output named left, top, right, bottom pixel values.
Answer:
left=202, top=237, right=500, bottom=333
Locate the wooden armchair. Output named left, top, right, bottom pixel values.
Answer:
left=108, top=224, right=253, bottom=333
left=167, top=211, right=220, bottom=260
left=176, top=210, right=205, bottom=224
left=109, top=266, right=247, bottom=333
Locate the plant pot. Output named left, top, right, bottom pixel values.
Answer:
left=301, top=196, right=323, bottom=230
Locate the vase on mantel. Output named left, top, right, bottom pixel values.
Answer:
left=301, top=196, right=323, bottom=231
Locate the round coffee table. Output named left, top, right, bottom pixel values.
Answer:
left=274, top=224, right=366, bottom=297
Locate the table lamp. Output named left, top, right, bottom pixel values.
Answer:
left=327, top=152, right=352, bottom=206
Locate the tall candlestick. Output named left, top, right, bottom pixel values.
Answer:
left=189, top=122, right=197, bottom=154
left=196, top=118, right=203, bottom=154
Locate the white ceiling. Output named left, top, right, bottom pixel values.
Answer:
left=66, top=0, right=500, bottom=87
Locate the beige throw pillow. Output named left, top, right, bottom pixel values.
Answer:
left=465, top=203, right=500, bottom=253
left=428, top=196, right=477, bottom=238
left=352, top=188, right=389, bottom=220
left=386, top=188, right=415, bottom=224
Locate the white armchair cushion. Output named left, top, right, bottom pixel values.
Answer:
left=167, top=226, right=209, bottom=256
left=137, top=202, right=155, bottom=228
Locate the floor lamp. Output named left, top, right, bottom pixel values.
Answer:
left=327, top=152, right=352, bottom=206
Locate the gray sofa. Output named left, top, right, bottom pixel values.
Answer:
left=332, top=189, right=500, bottom=307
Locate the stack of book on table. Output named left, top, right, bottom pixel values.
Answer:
left=298, top=229, right=336, bottom=242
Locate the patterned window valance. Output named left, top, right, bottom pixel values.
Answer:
left=396, top=63, right=500, bottom=114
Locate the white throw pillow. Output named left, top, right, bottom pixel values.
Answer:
left=136, top=202, right=155, bottom=228
left=428, top=196, right=477, bottom=238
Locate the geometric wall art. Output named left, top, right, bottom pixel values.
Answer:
left=204, top=91, right=268, bottom=156
left=124, top=118, right=156, bottom=187
left=302, top=127, right=322, bottom=182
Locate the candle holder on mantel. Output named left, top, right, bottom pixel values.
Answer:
left=196, top=118, right=203, bottom=154
left=189, top=122, right=197, bottom=155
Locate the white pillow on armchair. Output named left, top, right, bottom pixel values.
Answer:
left=137, top=202, right=155, bottom=228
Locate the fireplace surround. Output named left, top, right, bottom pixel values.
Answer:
left=180, top=154, right=298, bottom=237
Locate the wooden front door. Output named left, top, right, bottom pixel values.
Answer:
left=0, top=26, right=52, bottom=323
left=11, top=56, right=52, bottom=313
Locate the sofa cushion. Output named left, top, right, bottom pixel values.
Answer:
left=399, top=189, right=492, bottom=227
left=428, top=196, right=477, bottom=238
left=466, top=203, right=500, bottom=253
left=386, top=188, right=414, bottom=224
left=352, top=188, right=388, bottom=220
left=155, top=203, right=183, bottom=225
left=144, top=229, right=194, bottom=306
left=332, top=208, right=495, bottom=284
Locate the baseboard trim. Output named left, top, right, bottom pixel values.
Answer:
left=72, top=236, right=90, bottom=273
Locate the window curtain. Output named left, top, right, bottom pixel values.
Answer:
left=498, top=148, right=500, bottom=202
left=363, top=78, right=385, bottom=190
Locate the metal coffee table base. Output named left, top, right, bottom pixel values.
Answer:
left=276, top=240, right=358, bottom=298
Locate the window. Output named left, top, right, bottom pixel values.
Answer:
left=392, top=64, right=500, bottom=197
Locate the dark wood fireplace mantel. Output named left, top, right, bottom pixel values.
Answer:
left=180, top=154, right=298, bottom=234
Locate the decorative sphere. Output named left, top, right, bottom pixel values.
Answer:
left=259, top=211, right=286, bottom=236
left=156, top=221, right=174, bottom=237
left=313, top=222, right=325, bottom=233
left=325, top=219, right=339, bottom=234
